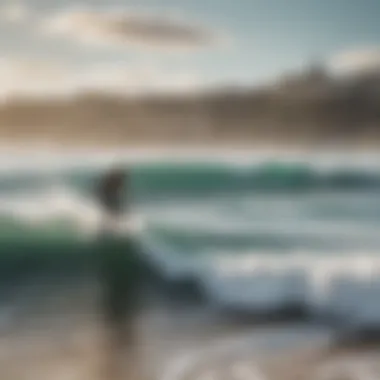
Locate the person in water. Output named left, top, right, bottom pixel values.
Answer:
left=96, top=166, right=144, bottom=379
left=97, top=166, right=126, bottom=230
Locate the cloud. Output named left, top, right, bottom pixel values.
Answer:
left=329, top=47, right=380, bottom=75
left=0, top=58, right=202, bottom=99
left=41, top=7, right=225, bottom=52
left=0, top=2, right=29, bottom=24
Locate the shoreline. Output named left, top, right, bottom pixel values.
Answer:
left=0, top=142, right=379, bottom=176
left=1, top=140, right=380, bottom=156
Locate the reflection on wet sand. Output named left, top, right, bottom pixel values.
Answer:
left=0, top=276, right=380, bottom=380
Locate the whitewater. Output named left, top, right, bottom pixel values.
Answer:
left=1, top=147, right=380, bottom=331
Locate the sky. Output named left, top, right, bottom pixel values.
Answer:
left=0, top=0, right=380, bottom=96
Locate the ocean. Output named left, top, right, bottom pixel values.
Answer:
left=1, top=147, right=380, bottom=379
left=1, top=149, right=380, bottom=311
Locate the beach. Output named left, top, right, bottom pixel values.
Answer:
left=1, top=279, right=380, bottom=380
left=2, top=0, right=380, bottom=376
left=0, top=148, right=378, bottom=379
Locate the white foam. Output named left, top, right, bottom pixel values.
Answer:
left=0, top=184, right=147, bottom=238
left=148, top=216, right=380, bottom=242
left=0, top=147, right=379, bottom=174
left=140, top=238, right=196, bottom=281
left=193, top=253, right=380, bottom=327
left=162, top=324, right=333, bottom=380
left=0, top=186, right=99, bottom=231
left=135, top=233, right=380, bottom=330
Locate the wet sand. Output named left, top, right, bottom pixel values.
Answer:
left=0, top=277, right=379, bottom=380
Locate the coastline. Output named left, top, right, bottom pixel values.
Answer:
left=1, top=140, right=380, bottom=157
left=2, top=289, right=379, bottom=380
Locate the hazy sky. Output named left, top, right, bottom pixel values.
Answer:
left=0, top=0, right=379, bottom=95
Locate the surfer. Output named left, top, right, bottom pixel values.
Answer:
left=97, top=166, right=126, bottom=230
left=95, top=166, right=144, bottom=379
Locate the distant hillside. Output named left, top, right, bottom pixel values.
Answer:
left=1, top=65, right=380, bottom=146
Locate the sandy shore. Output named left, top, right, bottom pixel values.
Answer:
left=0, top=277, right=379, bottom=380
left=2, top=309, right=379, bottom=380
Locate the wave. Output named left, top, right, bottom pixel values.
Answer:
left=0, top=151, right=378, bottom=329
left=1, top=152, right=380, bottom=198
left=0, top=184, right=377, bottom=254
left=0, top=187, right=378, bottom=330
left=131, top=162, right=380, bottom=197
left=140, top=236, right=380, bottom=329
left=0, top=179, right=376, bottom=249
left=197, top=253, right=380, bottom=324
